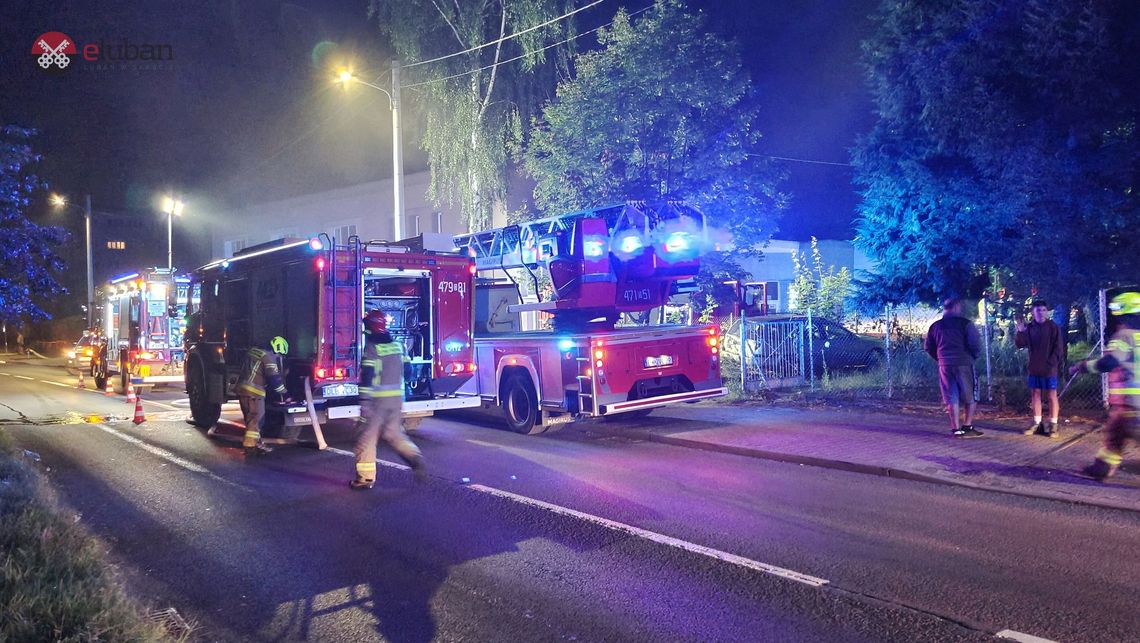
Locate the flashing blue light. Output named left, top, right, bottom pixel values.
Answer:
left=664, top=231, right=692, bottom=254
left=221, top=260, right=230, bottom=269
left=558, top=338, right=575, bottom=351
left=617, top=234, right=644, bottom=255
left=309, top=238, right=323, bottom=251
left=583, top=236, right=607, bottom=258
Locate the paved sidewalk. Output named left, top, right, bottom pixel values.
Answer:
left=623, top=402, right=1139, bottom=512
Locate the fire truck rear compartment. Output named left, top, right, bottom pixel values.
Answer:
left=363, top=272, right=470, bottom=400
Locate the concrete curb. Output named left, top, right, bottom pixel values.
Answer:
left=615, top=429, right=1140, bottom=515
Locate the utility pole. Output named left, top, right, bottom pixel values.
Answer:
left=85, top=194, right=94, bottom=328
left=391, top=59, right=406, bottom=242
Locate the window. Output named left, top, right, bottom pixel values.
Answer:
left=224, top=238, right=249, bottom=257
left=332, top=224, right=357, bottom=243
left=766, top=281, right=780, bottom=300
left=106, top=241, right=126, bottom=250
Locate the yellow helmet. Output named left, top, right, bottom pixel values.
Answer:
left=270, top=336, right=290, bottom=355
left=1108, top=292, right=1140, bottom=316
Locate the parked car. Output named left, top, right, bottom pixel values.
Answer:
left=808, top=316, right=884, bottom=372
left=66, top=334, right=101, bottom=372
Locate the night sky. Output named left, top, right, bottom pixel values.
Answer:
left=1, top=0, right=877, bottom=252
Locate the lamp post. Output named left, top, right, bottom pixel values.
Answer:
left=337, top=62, right=406, bottom=241
left=50, top=193, right=94, bottom=327
left=162, top=196, right=185, bottom=271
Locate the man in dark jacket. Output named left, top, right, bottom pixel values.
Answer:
left=926, top=298, right=984, bottom=438
left=1015, top=299, right=1065, bottom=438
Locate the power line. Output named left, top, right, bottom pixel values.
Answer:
left=752, top=154, right=852, bottom=167
left=404, top=4, right=653, bottom=90
left=404, top=0, right=605, bottom=69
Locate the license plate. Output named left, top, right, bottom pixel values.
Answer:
left=327, top=405, right=360, bottom=419
left=322, top=383, right=359, bottom=398
left=644, top=355, right=674, bottom=368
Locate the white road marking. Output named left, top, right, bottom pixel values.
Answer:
left=996, top=630, right=1058, bottom=643
left=320, top=447, right=824, bottom=586
left=325, top=446, right=412, bottom=470
left=41, top=380, right=72, bottom=388
left=93, top=423, right=235, bottom=486
left=0, top=371, right=12, bottom=376
left=468, top=483, right=830, bottom=588
left=14, top=375, right=35, bottom=380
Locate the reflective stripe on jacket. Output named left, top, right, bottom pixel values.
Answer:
left=236, top=347, right=286, bottom=398
left=1085, top=329, right=1140, bottom=408
left=360, top=338, right=407, bottom=401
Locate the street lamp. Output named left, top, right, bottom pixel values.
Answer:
left=50, top=192, right=95, bottom=327
left=161, top=196, right=185, bottom=271
left=336, top=63, right=406, bottom=241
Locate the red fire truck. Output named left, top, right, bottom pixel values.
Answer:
left=182, top=236, right=480, bottom=431
left=94, top=268, right=191, bottom=391
left=454, top=202, right=727, bottom=434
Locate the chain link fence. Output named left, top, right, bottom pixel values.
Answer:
left=725, top=292, right=1110, bottom=417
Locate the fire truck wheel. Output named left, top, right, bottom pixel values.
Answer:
left=93, top=371, right=108, bottom=392
left=187, top=362, right=221, bottom=428
left=501, top=374, right=542, bottom=435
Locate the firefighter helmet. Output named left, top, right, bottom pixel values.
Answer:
left=270, top=336, right=289, bottom=355
left=364, top=310, right=388, bottom=334
left=1108, top=292, right=1140, bottom=316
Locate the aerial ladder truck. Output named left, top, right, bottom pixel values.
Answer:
left=454, top=202, right=727, bottom=434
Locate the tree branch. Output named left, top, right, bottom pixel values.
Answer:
left=429, top=0, right=465, bottom=47
left=480, top=0, right=508, bottom=116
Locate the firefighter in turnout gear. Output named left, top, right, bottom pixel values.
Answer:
left=351, top=310, right=425, bottom=489
left=237, top=336, right=292, bottom=457
left=1070, top=291, right=1140, bottom=480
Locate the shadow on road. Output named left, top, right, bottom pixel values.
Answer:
left=19, top=420, right=659, bottom=642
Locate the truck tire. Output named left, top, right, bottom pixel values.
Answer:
left=119, top=355, right=129, bottom=392
left=92, top=359, right=108, bottom=392
left=501, top=374, right=542, bottom=435
left=187, top=361, right=221, bottom=428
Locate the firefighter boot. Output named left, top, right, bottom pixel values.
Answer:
left=1081, top=459, right=1118, bottom=482
left=404, top=454, right=428, bottom=483
left=244, top=444, right=274, bottom=458
left=350, top=461, right=377, bottom=490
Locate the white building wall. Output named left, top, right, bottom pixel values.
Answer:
left=211, top=171, right=467, bottom=259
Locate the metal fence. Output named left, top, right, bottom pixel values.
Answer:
left=732, top=292, right=1110, bottom=416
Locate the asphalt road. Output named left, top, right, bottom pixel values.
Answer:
left=1, top=357, right=1136, bottom=642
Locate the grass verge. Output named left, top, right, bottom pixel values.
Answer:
left=0, top=429, right=173, bottom=642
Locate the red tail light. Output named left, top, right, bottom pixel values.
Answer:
left=316, top=367, right=327, bottom=379
left=335, top=368, right=347, bottom=378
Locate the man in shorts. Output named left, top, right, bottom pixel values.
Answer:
left=925, top=298, right=984, bottom=437
left=1015, top=299, right=1065, bottom=438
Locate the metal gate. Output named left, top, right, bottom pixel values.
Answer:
left=741, top=317, right=806, bottom=392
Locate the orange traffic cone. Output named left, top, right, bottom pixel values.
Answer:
left=132, top=392, right=146, bottom=425
left=77, top=370, right=86, bottom=389
left=104, top=377, right=114, bottom=396
left=126, top=382, right=136, bottom=403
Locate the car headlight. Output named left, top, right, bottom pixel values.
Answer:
left=67, top=351, right=76, bottom=359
